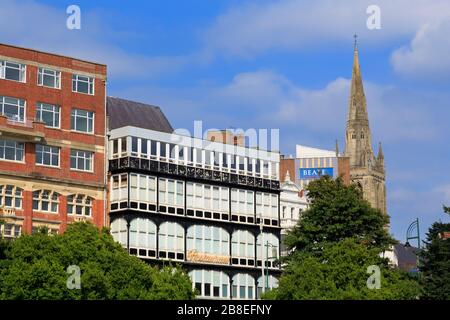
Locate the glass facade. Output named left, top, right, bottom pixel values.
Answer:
left=108, top=129, right=281, bottom=300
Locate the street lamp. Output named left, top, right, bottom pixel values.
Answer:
left=405, top=218, right=420, bottom=249
left=405, top=218, right=421, bottom=274
left=259, top=218, right=264, bottom=295
left=264, top=241, right=277, bottom=291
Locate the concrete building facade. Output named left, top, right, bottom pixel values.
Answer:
left=279, top=171, right=308, bottom=256
left=280, top=144, right=350, bottom=193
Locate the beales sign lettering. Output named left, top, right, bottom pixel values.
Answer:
left=299, top=167, right=334, bottom=179
left=186, top=250, right=229, bottom=265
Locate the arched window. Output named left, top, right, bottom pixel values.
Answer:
left=256, top=232, right=279, bottom=268
left=360, top=132, right=365, bottom=139
left=232, top=273, right=255, bottom=300
left=32, top=190, right=60, bottom=213
left=110, top=217, right=127, bottom=247
left=67, top=194, right=93, bottom=217
left=0, top=185, right=23, bottom=209
left=231, top=230, right=255, bottom=266
left=189, top=269, right=229, bottom=299
left=257, top=275, right=279, bottom=298
left=129, top=218, right=157, bottom=258
left=187, top=225, right=229, bottom=256
left=158, top=222, right=184, bottom=260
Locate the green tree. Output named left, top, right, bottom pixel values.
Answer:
left=0, top=222, right=195, bottom=300
left=267, top=176, right=419, bottom=300
left=285, top=176, right=395, bottom=255
left=264, top=238, right=420, bottom=300
left=419, top=206, right=450, bottom=300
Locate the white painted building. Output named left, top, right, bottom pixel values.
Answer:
left=279, top=171, right=308, bottom=256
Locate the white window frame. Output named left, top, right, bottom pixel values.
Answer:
left=158, top=178, right=184, bottom=207
left=257, top=274, right=278, bottom=297
left=158, top=222, right=184, bottom=254
left=37, top=67, right=61, bottom=89
left=0, top=96, right=25, bottom=123
left=70, top=149, right=94, bottom=172
left=0, top=60, right=26, bottom=83
left=32, top=190, right=60, bottom=213
left=232, top=273, right=255, bottom=300
left=67, top=194, right=93, bottom=217
left=0, top=185, right=23, bottom=209
left=72, top=74, right=94, bottom=95
left=232, top=230, right=255, bottom=259
left=0, top=139, right=24, bottom=162
left=231, top=189, right=254, bottom=217
left=35, top=144, right=60, bottom=167
left=189, top=270, right=230, bottom=299
left=129, top=218, right=157, bottom=251
left=0, top=223, right=22, bottom=239
left=110, top=217, right=127, bottom=247
left=71, top=108, right=95, bottom=134
left=35, top=102, right=60, bottom=128
left=256, top=192, right=279, bottom=220
left=111, top=173, right=128, bottom=202
left=129, top=173, right=156, bottom=204
left=187, top=225, right=229, bottom=256
left=256, top=232, right=279, bottom=264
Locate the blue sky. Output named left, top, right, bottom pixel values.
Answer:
left=1, top=0, right=449, bottom=242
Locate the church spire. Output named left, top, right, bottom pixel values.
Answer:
left=345, top=37, right=373, bottom=167
left=377, top=142, right=384, bottom=158
left=348, top=36, right=369, bottom=124
left=344, top=37, right=387, bottom=216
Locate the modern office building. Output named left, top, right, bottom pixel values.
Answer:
left=107, top=97, right=282, bottom=299
left=0, top=43, right=107, bottom=238
left=280, top=144, right=350, bottom=192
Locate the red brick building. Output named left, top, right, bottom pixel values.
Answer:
left=0, top=43, right=107, bottom=237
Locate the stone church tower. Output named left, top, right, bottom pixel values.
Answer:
left=344, top=42, right=386, bottom=214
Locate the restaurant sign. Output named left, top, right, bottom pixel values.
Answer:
left=186, top=250, right=229, bottom=265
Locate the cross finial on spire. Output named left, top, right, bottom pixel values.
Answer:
left=353, top=34, right=358, bottom=50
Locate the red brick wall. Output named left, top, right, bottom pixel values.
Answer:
left=337, top=156, right=350, bottom=185
left=280, top=158, right=295, bottom=182
left=0, top=44, right=107, bottom=232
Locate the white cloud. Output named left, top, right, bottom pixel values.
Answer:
left=391, top=18, right=450, bottom=79
left=434, top=185, right=450, bottom=202
left=115, top=69, right=441, bottom=147
left=203, top=0, right=450, bottom=58
left=0, top=0, right=189, bottom=79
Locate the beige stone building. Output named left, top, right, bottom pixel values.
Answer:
left=344, top=43, right=386, bottom=215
